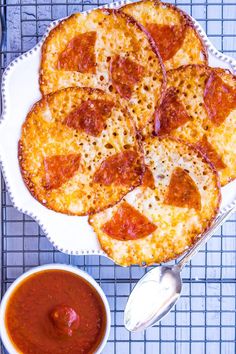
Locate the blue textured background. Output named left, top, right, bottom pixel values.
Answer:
left=0, top=1, right=236, bottom=353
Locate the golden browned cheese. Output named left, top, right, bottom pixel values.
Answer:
left=157, top=65, right=236, bottom=186
left=40, top=8, right=165, bottom=132
left=121, top=0, right=208, bottom=71
left=89, top=137, right=220, bottom=267
left=18, top=87, right=144, bottom=216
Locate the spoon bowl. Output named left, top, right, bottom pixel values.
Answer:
left=124, top=265, right=182, bottom=332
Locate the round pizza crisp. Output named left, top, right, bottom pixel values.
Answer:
left=155, top=64, right=236, bottom=186
left=121, top=0, right=208, bottom=71
left=89, top=136, right=221, bottom=267
left=19, top=87, right=144, bottom=216
left=40, top=8, right=166, bottom=131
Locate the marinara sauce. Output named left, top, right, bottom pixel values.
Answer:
left=5, top=270, right=107, bottom=354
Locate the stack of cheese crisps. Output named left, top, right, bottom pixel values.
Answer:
left=19, top=0, right=236, bottom=266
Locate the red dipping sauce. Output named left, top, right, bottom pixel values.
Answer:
left=5, top=269, right=107, bottom=354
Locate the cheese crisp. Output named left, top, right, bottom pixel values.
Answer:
left=40, top=8, right=166, bottom=131
left=17, top=2, right=227, bottom=267
left=89, top=137, right=221, bottom=266
left=19, top=87, right=144, bottom=215
left=156, top=65, right=236, bottom=186
left=122, top=0, right=208, bottom=71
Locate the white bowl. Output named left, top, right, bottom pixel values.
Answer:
left=0, top=264, right=111, bottom=354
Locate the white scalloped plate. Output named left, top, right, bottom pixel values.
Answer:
left=0, top=0, right=236, bottom=256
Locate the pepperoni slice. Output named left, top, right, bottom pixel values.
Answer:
left=164, top=167, right=201, bottom=210
left=196, top=135, right=226, bottom=170
left=57, top=31, right=96, bottom=73
left=44, top=154, right=81, bottom=190
left=63, top=99, right=114, bottom=137
left=93, top=150, right=143, bottom=186
left=204, top=71, right=236, bottom=126
left=146, top=24, right=185, bottom=61
left=110, top=55, right=144, bottom=100
left=155, top=87, right=190, bottom=136
left=142, top=166, right=155, bottom=190
left=101, top=202, right=157, bottom=241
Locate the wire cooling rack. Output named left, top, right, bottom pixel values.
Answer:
left=0, top=0, right=236, bottom=353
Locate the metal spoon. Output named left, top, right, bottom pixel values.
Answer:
left=124, top=207, right=235, bottom=332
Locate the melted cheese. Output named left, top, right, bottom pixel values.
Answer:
left=122, top=0, right=208, bottom=71
left=19, top=87, right=144, bottom=215
left=166, top=65, right=236, bottom=186
left=40, top=9, right=165, bottom=132
left=89, top=136, right=220, bottom=266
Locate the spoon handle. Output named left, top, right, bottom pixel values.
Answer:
left=177, top=207, right=235, bottom=271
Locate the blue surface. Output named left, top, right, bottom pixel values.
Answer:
left=0, top=1, right=236, bottom=353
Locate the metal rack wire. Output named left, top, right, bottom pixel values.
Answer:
left=0, top=0, right=236, bottom=353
